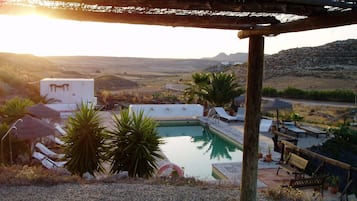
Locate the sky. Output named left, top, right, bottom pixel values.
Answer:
left=0, top=14, right=357, bottom=59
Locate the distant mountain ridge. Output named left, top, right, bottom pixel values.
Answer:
left=205, top=52, right=248, bottom=63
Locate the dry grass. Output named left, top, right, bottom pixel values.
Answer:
left=0, top=165, right=80, bottom=186
left=262, top=186, right=323, bottom=201
left=0, top=165, right=239, bottom=190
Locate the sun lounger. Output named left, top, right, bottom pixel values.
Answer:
left=236, top=108, right=245, bottom=121
left=283, top=122, right=306, bottom=137
left=214, top=107, right=244, bottom=122
left=259, top=119, right=273, bottom=133
left=32, top=151, right=66, bottom=169
left=299, top=125, right=327, bottom=138
left=46, top=135, right=65, bottom=145
left=54, top=123, right=66, bottom=136
left=35, top=142, right=65, bottom=159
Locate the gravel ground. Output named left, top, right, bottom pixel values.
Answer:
left=0, top=183, right=268, bottom=201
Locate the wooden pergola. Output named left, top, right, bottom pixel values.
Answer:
left=1, top=1, right=357, bottom=200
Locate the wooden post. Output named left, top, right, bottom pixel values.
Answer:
left=240, top=35, right=265, bottom=201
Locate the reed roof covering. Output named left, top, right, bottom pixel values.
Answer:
left=1, top=0, right=356, bottom=37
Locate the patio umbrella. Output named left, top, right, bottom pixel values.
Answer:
left=262, top=98, right=292, bottom=128
left=27, top=103, right=61, bottom=122
left=233, top=95, right=245, bottom=107
left=14, top=115, right=56, bottom=140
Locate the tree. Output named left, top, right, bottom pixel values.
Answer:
left=184, top=72, right=210, bottom=104
left=0, top=97, right=34, bottom=124
left=63, top=104, right=106, bottom=177
left=107, top=109, right=163, bottom=178
left=184, top=72, right=243, bottom=107
left=202, top=72, right=242, bottom=107
left=32, top=94, right=60, bottom=104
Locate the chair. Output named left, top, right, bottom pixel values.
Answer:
left=259, top=119, right=273, bottom=133
left=32, top=151, right=66, bottom=169
left=214, top=107, right=243, bottom=121
left=35, top=142, right=65, bottom=159
left=283, top=122, right=306, bottom=137
left=235, top=107, right=245, bottom=121
left=299, top=125, right=327, bottom=138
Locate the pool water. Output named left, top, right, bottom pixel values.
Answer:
left=157, top=123, right=243, bottom=180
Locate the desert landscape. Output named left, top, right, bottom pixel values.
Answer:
left=0, top=39, right=356, bottom=105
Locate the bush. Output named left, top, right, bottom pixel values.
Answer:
left=261, top=87, right=355, bottom=103
left=63, top=104, right=106, bottom=177
left=262, top=87, right=279, bottom=97
left=106, top=109, right=163, bottom=178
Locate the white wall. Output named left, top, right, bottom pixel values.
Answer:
left=129, top=104, right=204, bottom=119
left=40, top=78, right=96, bottom=105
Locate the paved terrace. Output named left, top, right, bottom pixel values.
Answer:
left=199, top=116, right=342, bottom=200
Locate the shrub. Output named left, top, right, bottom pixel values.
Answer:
left=63, top=104, right=106, bottom=177
left=106, top=109, right=163, bottom=178
left=262, top=87, right=279, bottom=97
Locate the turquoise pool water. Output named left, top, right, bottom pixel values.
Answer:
left=157, top=123, right=243, bottom=180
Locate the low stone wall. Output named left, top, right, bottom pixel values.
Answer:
left=129, top=104, right=204, bottom=119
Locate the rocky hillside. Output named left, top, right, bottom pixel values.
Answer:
left=264, top=39, right=357, bottom=79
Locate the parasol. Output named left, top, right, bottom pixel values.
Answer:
left=262, top=98, right=292, bottom=128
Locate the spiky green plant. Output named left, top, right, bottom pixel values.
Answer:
left=0, top=97, right=34, bottom=124
left=63, top=104, right=106, bottom=177
left=107, top=109, right=163, bottom=178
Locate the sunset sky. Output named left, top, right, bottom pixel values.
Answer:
left=1, top=14, right=357, bottom=59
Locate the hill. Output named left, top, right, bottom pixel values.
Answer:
left=228, top=39, right=357, bottom=90
left=1, top=39, right=356, bottom=102
left=206, top=52, right=248, bottom=63
left=46, top=56, right=221, bottom=74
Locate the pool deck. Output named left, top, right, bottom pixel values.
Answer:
left=199, top=116, right=343, bottom=200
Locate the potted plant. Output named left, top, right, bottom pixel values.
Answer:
left=328, top=175, right=339, bottom=194
left=264, top=146, right=273, bottom=162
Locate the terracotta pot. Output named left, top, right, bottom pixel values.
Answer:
left=329, top=186, right=339, bottom=194
left=258, top=152, right=263, bottom=159
left=264, top=154, right=272, bottom=162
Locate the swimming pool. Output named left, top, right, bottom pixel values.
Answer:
left=157, top=122, right=243, bottom=180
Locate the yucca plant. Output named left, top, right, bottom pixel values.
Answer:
left=107, top=109, right=163, bottom=178
left=63, top=104, right=106, bottom=177
left=0, top=97, right=34, bottom=124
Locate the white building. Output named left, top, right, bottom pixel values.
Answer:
left=40, top=78, right=97, bottom=117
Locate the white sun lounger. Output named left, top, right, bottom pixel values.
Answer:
left=259, top=119, right=273, bottom=133
left=54, top=123, right=67, bottom=136
left=214, top=107, right=245, bottom=121
left=46, top=135, right=65, bottom=146
left=35, top=142, right=65, bottom=159
left=32, top=151, right=66, bottom=169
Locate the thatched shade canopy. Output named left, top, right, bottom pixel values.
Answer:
left=14, top=115, right=56, bottom=140
left=0, top=0, right=356, bottom=38
left=27, top=103, right=61, bottom=121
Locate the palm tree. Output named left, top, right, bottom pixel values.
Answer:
left=107, top=109, right=163, bottom=178
left=201, top=72, right=243, bottom=107
left=33, top=94, right=60, bottom=104
left=63, top=104, right=106, bottom=177
left=184, top=72, right=210, bottom=104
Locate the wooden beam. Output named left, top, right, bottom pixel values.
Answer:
left=240, top=35, right=264, bottom=201
left=238, top=10, right=357, bottom=39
